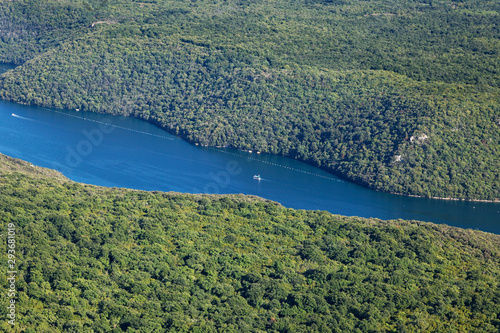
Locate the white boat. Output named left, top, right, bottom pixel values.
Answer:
left=253, top=175, right=261, bottom=180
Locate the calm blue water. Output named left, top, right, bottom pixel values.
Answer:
left=0, top=66, right=498, bottom=234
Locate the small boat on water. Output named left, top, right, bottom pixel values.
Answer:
left=253, top=175, right=261, bottom=180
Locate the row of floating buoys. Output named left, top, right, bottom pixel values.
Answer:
left=206, top=146, right=343, bottom=183
left=48, top=108, right=175, bottom=140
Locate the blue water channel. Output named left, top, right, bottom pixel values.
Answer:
left=0, top=64, right=498, bottom=234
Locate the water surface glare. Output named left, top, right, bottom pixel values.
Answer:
left=0, top=99, right=498, bottom=234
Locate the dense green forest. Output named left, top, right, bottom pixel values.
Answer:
left=0, top=0, right=498, bottom=200
left=1, top=154, right=500, bottom=332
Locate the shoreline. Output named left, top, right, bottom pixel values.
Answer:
left=198, top=144, right=500, bottom=204
left=8, top=102, right=500, bottom=204
left=390, top=192, right=499, bottom=203
left=0, top=76, right=496, bottom=204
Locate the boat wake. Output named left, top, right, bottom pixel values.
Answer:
left=11, top=113, right=35, bottom=121
left=253, top=176, right=275, bottom=182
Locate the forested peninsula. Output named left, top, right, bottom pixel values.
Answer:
left=0, top=0, right=498, bottom=200
left=1, top=153, right=500, bottom=332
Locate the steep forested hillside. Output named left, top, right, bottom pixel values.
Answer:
left=0, top=0, right=498, bottom=200
left=1, top=154, right=500, bottom=332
